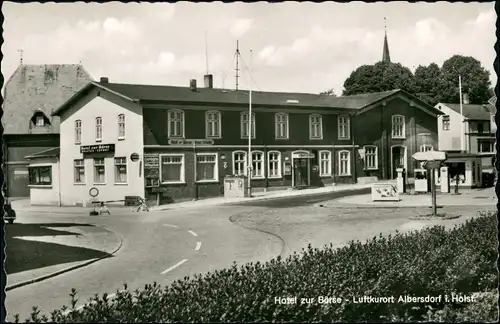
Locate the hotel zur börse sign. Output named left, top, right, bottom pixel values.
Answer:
left=80, top=144, right=116, bottom=154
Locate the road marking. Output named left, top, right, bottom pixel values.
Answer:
left=161, top=259, right=188, bottom=275
left=162, top=224, right=179, bottom=228
left=195, top=241, right=202, bottom=251
left=188, top=230, right=198, bottom=237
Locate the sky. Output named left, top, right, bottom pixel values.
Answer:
left=2, top=1, right=497, bottom=95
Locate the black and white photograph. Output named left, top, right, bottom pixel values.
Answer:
left=1, top=1, right=498, bottom=323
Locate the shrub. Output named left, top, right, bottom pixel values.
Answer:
left=17, top=212, right=498, bottom=323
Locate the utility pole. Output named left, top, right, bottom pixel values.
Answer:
left=247, top=49, right=253, bottom=198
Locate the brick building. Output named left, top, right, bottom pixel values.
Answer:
left=2, top=64, right=92, bottom=197
left=42, top=76, right=441, bottom=206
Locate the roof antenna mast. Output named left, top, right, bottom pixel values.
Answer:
left=17, top=49, right=24, bottom=65
left=235, top=40, right=240, bottom=91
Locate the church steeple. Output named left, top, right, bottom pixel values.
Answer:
left=382, top=17, right=391, bottom=63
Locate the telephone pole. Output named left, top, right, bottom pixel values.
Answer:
left=235, top=40, right=240, bottom=90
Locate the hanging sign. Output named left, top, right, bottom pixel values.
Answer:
left=80, top=144, right=115, bottom=154
left=130, top=153, right=140, bottom=162
left=292, top=152, right=315, bottom=159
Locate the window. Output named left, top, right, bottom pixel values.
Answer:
left=338, top=150, right=351, bottom=176
left=319, top=150, right=332, bottom=176
left=75, top=120, right=82, bottom=144
left=275, top=113, right=289, bottom=139
left=309, top=114, right=323, bottom=139
left=74, top=159, right=85, bottom=183
left=206, top=111, right=221, bottom=138
left=420, top=145, right=433, bottom=152
left=93, top=158, right=106, bottom=184
left=145, top=178, right=160, bottom=188
left=118, top=114, right=125, bottom=139
left=28, top=166, right=52, bottom=185
left=251, top=151, right=265, bottom=179
left=114, top=157, right=127, bottom=183
left=233, top=151, right=247, bottom=176
left=241, top=112, right=256, bottom=139
left=364, top=146, right=378, bottom=170
left=392, top=115, right=405, bottom=138
left=160, top=154, right=184, bottom=183
left=478, top=139, right=495, bottom=153
left=196, top=153, right=218, bottom=182
left=36, top=116, right=45, bottom=126
left=96, top=117, right=103, bottom=142
left=267, top=151, right=281, bottom=178
left=442, top=115, right=450, bottom=131
left=168, top=109, right=184, bottom=138
left=338, top=115, right=350, bottom=139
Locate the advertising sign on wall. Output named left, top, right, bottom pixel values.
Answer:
left=144, top=153, right=160, bottom=180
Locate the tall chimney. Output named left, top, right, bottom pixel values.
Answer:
left=463, top=93, right=470, bottom=105
left=204, top=74, right=213, bottom=88
left=189, top=79, right=197, bottom=91
left=100, top=77, right=109, bottom=83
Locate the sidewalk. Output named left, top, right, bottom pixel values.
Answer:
left=321, top=187, right=496, bottom=208
left=10, top=181, right=395, bottom=215
left=6, top=223, right=123, bottom=290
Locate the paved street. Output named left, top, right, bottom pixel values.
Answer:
left=5, top=191, right=496, bottom=321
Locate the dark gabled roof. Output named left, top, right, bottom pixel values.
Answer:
left=24, top=147, right=60, bottom=160
left=440, top=103, right=495, bottom=120
left=52, top=81, right=439, bottom=116
left=2, top=64, right=93, bottom=135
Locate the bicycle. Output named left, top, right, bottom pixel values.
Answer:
left=137, top=198, right=150, bottom=212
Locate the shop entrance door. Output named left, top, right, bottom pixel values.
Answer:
left=293, top=158, right=310, bottom=187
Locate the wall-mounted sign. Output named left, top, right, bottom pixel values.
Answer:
left=152, top=187, right=167, bottom=193
left=168, top=139, right=214, bottom=146
left=130, top=153, right=140, bottom=162
left=144, top=153, right=160, bottom=179
left=292, top=152, right=315, bottom=159
left=80, top=144, right=115, bottom=154
left=284, top=163, right=292, bottom=176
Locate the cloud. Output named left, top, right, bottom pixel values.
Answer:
left=230, top=18, right=254, bottom=37
left=102, top=17, right=140, bottom=37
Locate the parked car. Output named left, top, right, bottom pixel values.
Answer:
left=4, top=199, right=16, bottom=224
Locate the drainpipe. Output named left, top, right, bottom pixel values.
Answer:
left=57, top=156, right=62, bottom=207
left=264, top=144, right=268, bottom=192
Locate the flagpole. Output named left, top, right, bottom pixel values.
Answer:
left=459, top=75, right=465, bottom=152
left=247, top=49, right=253, bottom=198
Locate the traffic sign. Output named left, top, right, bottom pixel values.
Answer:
left=412, top=151, right=446, bottom=161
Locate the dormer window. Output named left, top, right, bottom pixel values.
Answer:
left=30, top=111, right=51, bottom=127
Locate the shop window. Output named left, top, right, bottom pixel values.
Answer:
left=93, top=158, right=106, bottom=184
left=160, top=154, right=184, bottom=184
left=145, top=178, right=159, bottom=188
left=74, top=159, right=85, bottom=183
left=196, top=153, right=218, bottom=182
left=29, top=166, right=52, bottom=185
left=114, top=157, right=127, bottom=183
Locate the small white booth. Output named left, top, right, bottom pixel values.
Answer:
left=439, top=153, right=482, bottom=189
left=224, top=175, right=249, bottom=198
left=24, top=148, right=61, bottom=206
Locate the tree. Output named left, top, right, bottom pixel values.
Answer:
left=319, top=88, right=337, bottom=96
left=436, top=55, right=491, bottom=104
left=414, top=63, right=441, bottom=106
left=342, top=62, right=416, bottom=96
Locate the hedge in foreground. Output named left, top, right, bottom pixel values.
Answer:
left=17, top=212, right=498, bottom=323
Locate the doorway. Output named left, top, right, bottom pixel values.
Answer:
left=293, top=158, right=310, bottom=188
left=391, top=146, right=407, bottom=179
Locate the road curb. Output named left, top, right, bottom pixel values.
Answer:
left=5, top=225, right=125, bottom=291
